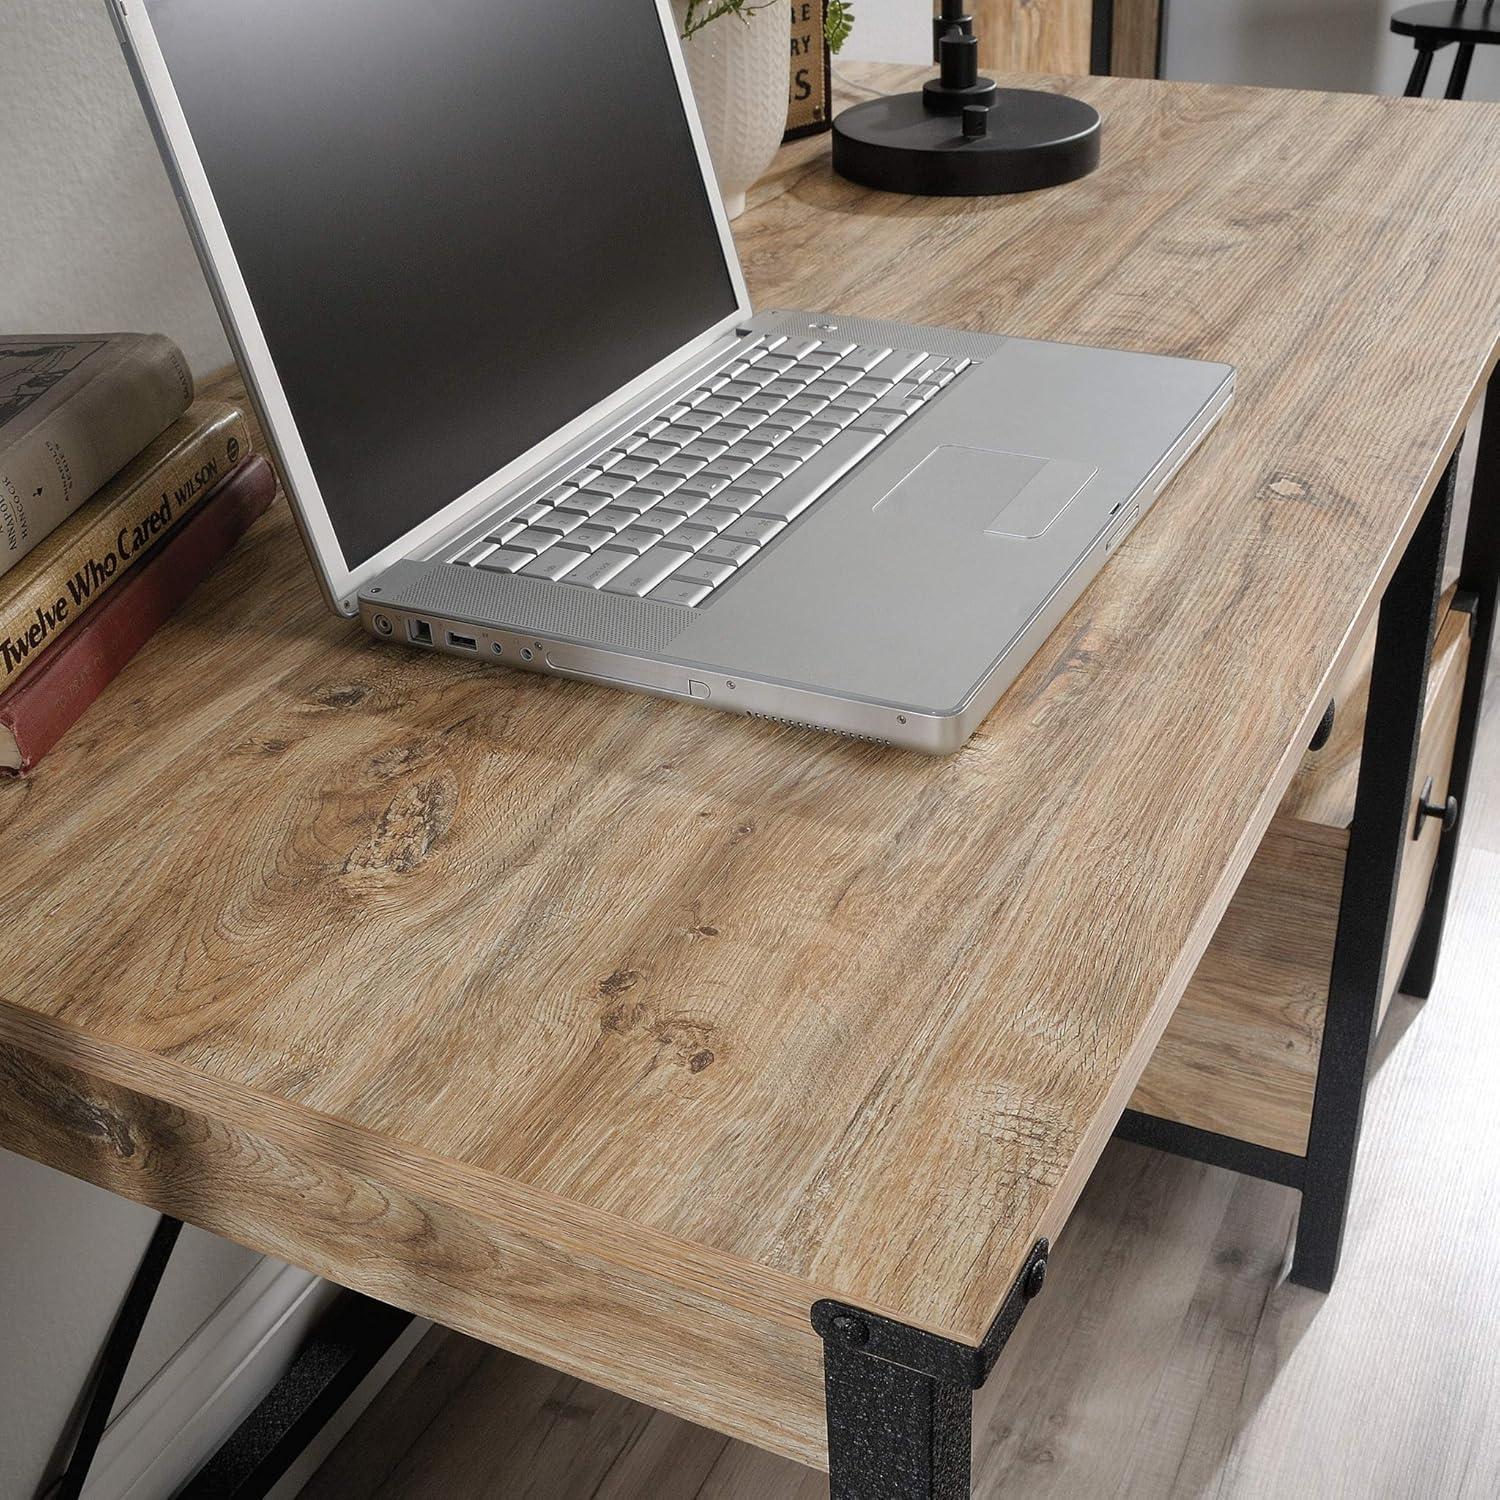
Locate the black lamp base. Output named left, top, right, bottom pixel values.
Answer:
left=832, top=88, right=1102, bottom=197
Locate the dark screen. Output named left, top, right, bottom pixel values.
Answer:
left=149, top=0, right=739, bottom=569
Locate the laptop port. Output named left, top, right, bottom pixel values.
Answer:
left=447, top=631, right=478, bottom=652
left=408, top=619, right=433, bottom=644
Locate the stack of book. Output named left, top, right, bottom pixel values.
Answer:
left=0, top=333, right=276, bottom=774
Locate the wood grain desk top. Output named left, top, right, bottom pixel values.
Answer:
left=3, top=70, right=1499, bottom=1467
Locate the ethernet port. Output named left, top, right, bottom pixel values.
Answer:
left=408, top=619, right=433, bottom=645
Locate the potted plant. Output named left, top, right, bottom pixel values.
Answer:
left=675, top=1, right=854, bottom=218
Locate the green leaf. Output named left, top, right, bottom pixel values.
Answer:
left=824, top=0, right=854, bottom=55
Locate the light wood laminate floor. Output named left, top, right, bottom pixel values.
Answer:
left=300, top=475, right=1500, bottom=1500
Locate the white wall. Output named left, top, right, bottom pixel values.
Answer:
left=846, top=0, right=1500, bottom=99
left=1164, top=0, right=1500, bottom=99
left=1, top=4, right=282, bottom=1493
left=0, top=0, right=231, bottom=374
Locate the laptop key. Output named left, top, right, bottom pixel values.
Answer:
left=602, top=543, right=688, bottom=596
left=776, top=437, right=821, bottom=462
left=697, top=504, right=741, bottom=531
left=635, top=440, right=677, bottom=462
left=629, top=478, right=683, bottom=503
left=782, top=396, right=829, bottom=419
left=520, top=544, right=588, bottom=580
left=592, top=506, right=639, bottom=531
left=646, top=578, right=713, bottom=607
left=731, top=469, right=782, bottom=496
left=679, top=472, right=733, bottom=499
left=534, top=510, right=583, bottom=535
left=682, top=438, right=729, bottom=460
left=607, top=455, right=656, bottom=479
left=613, top=525, right=664, bottom=554
left=474, top=546, right=534, bottom=573
left=701, top=457, right=751, bottom=481
left=555, top=490, right=614, bottom=517
left=663, top=523, right=716, bottom=551
left=657, top=490, right=711, bottom=517
left=841, top=346, right=893, bottom=371
left=632, top=505, right=684, bottom=535
left=566, top=524, right=617, bottom=551
left=565, top=547, right=635, bottom=588
left=699, top=537, right=760, bottom=567
left=851, top=409, right=906, bottom=435
left=725, top=514, right=787, bottom=544
left=865, top=349, right=926, bottom=382
left=582, top=473, right=635, bottom=498
left=672, top=556, right=736, bottom=588
left=509, top=526, right=560, bottom=553
left=694, top=396, right=738, bottom=416
left=751, top=429, right=883, bottom=522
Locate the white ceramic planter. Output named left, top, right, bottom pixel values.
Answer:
left=674, top=1, right=791, bottom=219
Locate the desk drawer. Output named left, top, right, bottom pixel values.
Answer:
left=1130, top=598, right=1471, bottom=1155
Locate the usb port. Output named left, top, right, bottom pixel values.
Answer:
left=408, top=619, right=433, bottom=644
left=446, top=631, right=478, bottom=652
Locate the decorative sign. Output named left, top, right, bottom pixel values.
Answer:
left=786, top=1, right=832, bottom=140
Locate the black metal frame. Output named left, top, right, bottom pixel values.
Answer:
left=813, top=1239, right=1049, bottom=1498
left=1114, top=380, right=1499, bottom=1298
left=1405, top=401, right=1500, bottom=994
left=1289, top=452, right=1454, bottom=1290
left=40, top=1212, right=412, bottom=1500
left=49, top=1215, right=182, bottom=1500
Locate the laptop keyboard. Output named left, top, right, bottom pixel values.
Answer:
left=452, top=334, right=969, bottom=606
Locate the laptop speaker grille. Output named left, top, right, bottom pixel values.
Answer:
left=745, top=710, right=891, bottom=745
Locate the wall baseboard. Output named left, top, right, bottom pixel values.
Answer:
left=82, top=1258, right=424, bottom=1500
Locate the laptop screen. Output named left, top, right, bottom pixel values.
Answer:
left=148, top=0, right=741, bottom=571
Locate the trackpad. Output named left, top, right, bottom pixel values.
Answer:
left=874, top=445, right=1097, bottom=538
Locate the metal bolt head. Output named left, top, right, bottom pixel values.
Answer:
left=1023, top=1257, right=1047, bottom=1301
left=830, top=1313, right=869, bottom=1346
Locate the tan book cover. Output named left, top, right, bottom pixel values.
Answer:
left=0, top=401, right=250, bottom=687
left=0, top=333, right=194, bottom=579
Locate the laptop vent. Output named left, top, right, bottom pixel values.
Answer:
left=745, top=710, right=891, bottom=746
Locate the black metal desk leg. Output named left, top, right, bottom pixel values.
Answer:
left=813, top=1241, right=1048, bottom=1499
left=1404, top=387, right=1500, bottom=997
left=1290, top=458, right=1457, bottom=1293
left=1405, top=45, right=1439, bottom=96
left=49, top=1214, right=183, bottom=1500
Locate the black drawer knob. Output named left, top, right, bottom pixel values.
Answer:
left=1413, top=776, right=1459, bottom=837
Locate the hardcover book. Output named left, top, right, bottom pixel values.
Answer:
left=0, top=454, right=277, bottom=775
left=0, top=400, right=250, bottom=688
left=0, top=333, right=193, bottom=578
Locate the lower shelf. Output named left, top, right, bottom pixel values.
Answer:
left=1130, top=601, right=1472, bottom=1157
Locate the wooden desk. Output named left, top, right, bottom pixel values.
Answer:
left=4, top=71, right=1499, bottom=1498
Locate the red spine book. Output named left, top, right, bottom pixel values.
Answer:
left=0, top=454, right=276, bottom=775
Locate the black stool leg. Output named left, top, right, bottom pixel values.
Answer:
left=1405, top=45, right=1438, bottom=97
left=1445, top=42, right=1476, bottom=99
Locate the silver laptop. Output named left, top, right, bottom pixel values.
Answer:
left=111, top=0, right=1232, bottom=753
